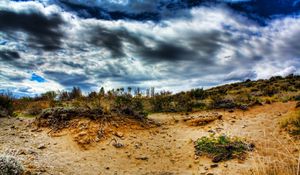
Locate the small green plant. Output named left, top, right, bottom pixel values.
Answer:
left=194, top=135, right=254, bottom=162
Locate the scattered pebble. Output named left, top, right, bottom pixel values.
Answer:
left=210, top=164, right=218, bottom=168
left=37, top=144, right=46, bottom=149
left=135, top=156, right=149, bottom=161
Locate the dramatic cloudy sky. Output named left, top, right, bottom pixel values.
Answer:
left=0, top=0, right=300, bottom=96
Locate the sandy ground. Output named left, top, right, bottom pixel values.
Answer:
left=0, top=102, right=298, bottom=175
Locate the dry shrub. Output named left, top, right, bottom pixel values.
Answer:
left=242, top=135, right=300, bottom=175
left=0, top=155, right=24, bottom=175
left=281, top=110, right=300, bottom=136
left=0, top=93, right=14, bottom=117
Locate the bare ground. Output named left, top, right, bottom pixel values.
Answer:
left=0, top=102, right=299, bottom=175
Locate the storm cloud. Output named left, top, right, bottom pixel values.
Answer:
left=0, top=9, right=65, bottom=51
left=0, top=0, right=299, bottom=96
left=0, top=50, right=20, bottom=61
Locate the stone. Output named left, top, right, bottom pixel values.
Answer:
left=135, top=156, right=149, bottom=161
left=112, top=142, right=124, bottom=148
left=210, top=164, right=218, bottom=168
left=37, top=144, right=46, bottom=149
left=114, top=132, right=124, bottom=138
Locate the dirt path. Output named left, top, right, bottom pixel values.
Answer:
left=0, top=102, right=298, bottom=175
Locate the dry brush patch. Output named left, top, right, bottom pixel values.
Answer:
left=242, top=135, right=300, bottom=175
left=281, top=109, right=300, bottom=137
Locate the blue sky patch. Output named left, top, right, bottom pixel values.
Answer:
left=30, top=73, right=46, bottom=83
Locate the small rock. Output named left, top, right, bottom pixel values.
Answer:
left=224, top=163, right=228, bottom=168
left=114, top=132, right=124, bottom=138
left=112, top=142, right=124, bottom=148
left=207, top=173, right=214, bottom=175
left=208, top=130, right=215, bottom=134
left=17, top=149, right=27, bottom=155
left=27, top=149, right=37, bottom=155
left=210, top=164, right=218, bottom=168
left=135, top=156, right=149, bottom=161
left=37, top=144, right=46, bottom=149
left=204, top=167, right=209, bottom=170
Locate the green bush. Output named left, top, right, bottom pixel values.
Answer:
left=210, top=96, right=238, bottom=109
left=194, top=135, right=254, bottom=162
left=150, top=93, right=192, bottom=112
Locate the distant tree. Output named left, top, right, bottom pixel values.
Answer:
left=146, top=88, right=150, bottom=97
left=127, top=87, right=132, bottom=95
left=120, top=88, right=125, bottom=95
left=190, top=88, right=206, bottom=100
left=40, top=91, right=57, bottom=101
left=69, top=87, right=82, bottom=99
left=151, top=87, right=155, bottom=97
left=88, top=91, right=98, bottom=98
left=59, top=91, right=69, bottom=101
left=99, top=87, right=105, bottom=96
left=135, top=87, right=141, bottom=96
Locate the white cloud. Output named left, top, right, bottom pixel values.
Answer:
left=0, top=1, right=299, bottom=96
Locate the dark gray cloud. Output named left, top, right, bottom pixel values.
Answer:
left=87, top=26, right=144, bottom=58
left=43, top=71, right=97, bottom=90
left=62, top=61, right=83, bottom=68
left=0, top=50, right=20, bottom=61
left=50, top=0, right=300, bottom=23
left=0, top=10, right=65, bottom=51
left=1, top=1, right=300, bottom=97
left=86, top=25, right=229, bottom=65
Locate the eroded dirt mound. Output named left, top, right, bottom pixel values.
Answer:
left=183, top=112, right=223, bottom=126
left=35, top=107, right=158, bottom=148
left=36, top=107, right=105, bottom=130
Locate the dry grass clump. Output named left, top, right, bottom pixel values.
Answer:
left=281, top=110, right=300, bottom=136
left=242, top=135, right=300, bottom=175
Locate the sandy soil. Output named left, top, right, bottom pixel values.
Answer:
left=0, top=102, right=298, bottom=175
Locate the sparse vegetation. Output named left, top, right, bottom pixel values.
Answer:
left=0, top=155, right=24, bottom=175
left=0, top=92, right=14, bottom=117
left=0, top=76, right=299, bottom=174
left=194, top=135, right=254, bottom=162
left=281, top=109, right=300, bottom=136
left=1, top=75, right=297, bottom=119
